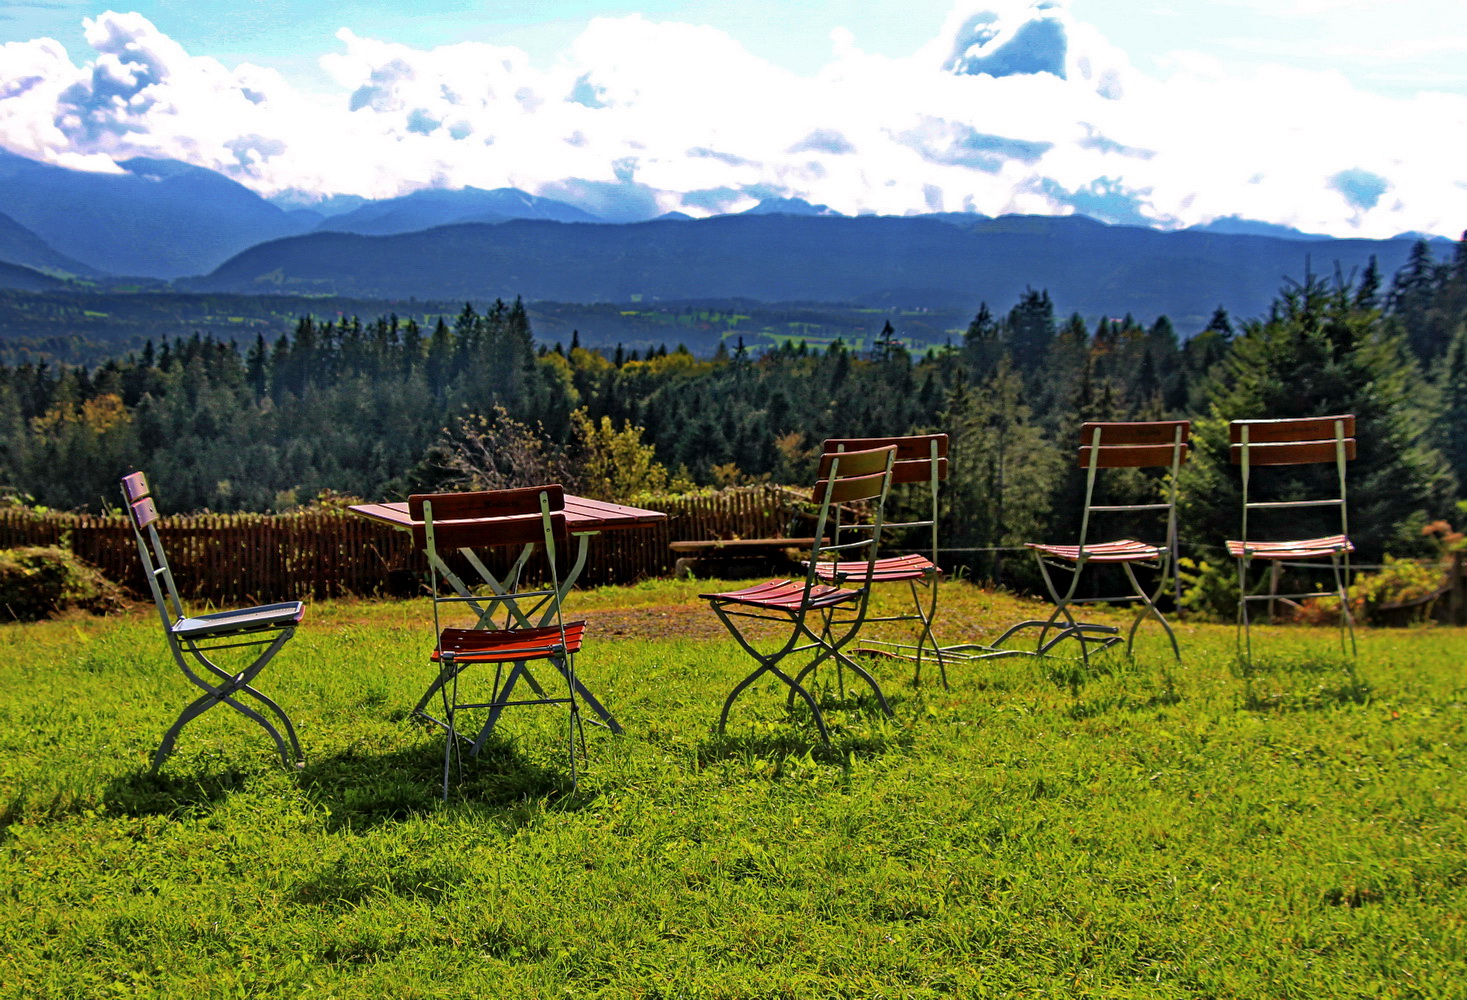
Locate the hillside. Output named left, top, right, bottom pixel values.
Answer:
left=0, top=150, right=313, bottom=278
left=187, top=213, right=1426, bottom=331
left=0, top=212, right=100, bottom=279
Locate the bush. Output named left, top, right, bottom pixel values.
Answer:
left=0, top=546, right=128, bottom=622
left=1177, top=557, right=1238, bottom=622
left=1348, top=556, right=1445, bottom=626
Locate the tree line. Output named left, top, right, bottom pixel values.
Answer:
left=2, top=234, right=1464, bottom=588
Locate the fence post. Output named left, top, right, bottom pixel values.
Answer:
left=1452, top=550, right=1466, bottom=627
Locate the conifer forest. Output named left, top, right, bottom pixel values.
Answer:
left=3, top=237, right=1465, bottom=586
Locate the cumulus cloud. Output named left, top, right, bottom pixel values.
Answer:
left=0, top=1, right=1463, bottom=236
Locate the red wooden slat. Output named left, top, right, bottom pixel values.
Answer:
left=1229, top=414, right=1355, bottom=444
left=1230, top=439, right=1356, bottom=466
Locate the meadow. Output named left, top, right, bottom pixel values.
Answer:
left=1, top=580, right=1464, bottom=998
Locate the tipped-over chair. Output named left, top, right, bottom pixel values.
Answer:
left=413, top=485, right=587, bottom=798
left=1021, top=420, right=1190, bottom=662
left=700, top=445, right=897, bottom=742
left=813, top=434, right=951, bottom=687
left=121, top=471, right=304, bottom=771
left=1227, top=414, right=1357, bottom=664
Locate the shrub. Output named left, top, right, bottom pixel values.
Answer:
left=1348, top=555, right=1444, bottom=626
left=0, top=546, right=128, bottom=622
left=1177, top=557, right=1238, bottom=622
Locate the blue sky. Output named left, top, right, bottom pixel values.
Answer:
left=2, top=1, right=1465, bottom=235
left=7, top=0, right=1463, bottom=96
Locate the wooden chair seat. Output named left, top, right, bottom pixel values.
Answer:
left=1025, top=539, right=1163, bottom=564
left=433, top=622, right=587, bottom=663
left=701, top=579, right=861, bottom=612
left=1225, top=535, right=1353, bottom=560
left=811, top=553, right=938, bottom=584
left=171, top=602, right=305, bottom=639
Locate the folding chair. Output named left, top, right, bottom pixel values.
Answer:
left=414, top=486, right=587, bottom=798
left=121, top=472, right=304, bottom=772
left=1020, top=420, right=1190, bottom=662
left=1227, top=414, right=1356, bottom=664
left=700, top=445, right=898, bottom=742
left=813, top=434, right=952, bottom=688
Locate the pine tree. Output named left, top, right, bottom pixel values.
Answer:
left=1181, top=275, right=1453, bottom=561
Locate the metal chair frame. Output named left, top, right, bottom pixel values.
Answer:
left=1019, top=420, right=1190, bottom=663
left=416, top=486, right=587, bottom=797
left=1228, top=414, right=1357, bottom=665
left=701, top=445, right=898, bottom=742
left=814, top=434, right=952, bottom=687
left=121, top=472, right=304, bottom=772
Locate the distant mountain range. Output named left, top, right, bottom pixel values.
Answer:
left=180, top=213, right=1426, bottom=331
left=0, top=147, right=1454, bottom=331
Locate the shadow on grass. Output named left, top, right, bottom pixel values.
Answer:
left=696, top=723, right=912, bottom=771
left=1233, top=652, right=1358, bottom=678
left=1066, top=688, right=1185, bottom=720
left=2, top=766, right=258, bottom=839
left=297, top=731, right=592, bottom=833
left=1044, top=654, right=1120, bottom=696
left=1239, top=677, right=1373, bottom=712
left=1234, top=651, right=1373, bottom=712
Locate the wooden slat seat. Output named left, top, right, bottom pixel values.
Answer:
left=1225, top=535, right=1353, bottom=560
left=172, top=601, right=305, bottom=639
left=1024, top=539, right=1164, bottom=564
left=433, top=622, right=587, bottom=663
left=811, top=552, right=938, bottom=584
left=700, top=579, right=861, bottom=611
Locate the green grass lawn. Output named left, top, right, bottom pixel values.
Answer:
left=2, top=580, right=1464, bottom=998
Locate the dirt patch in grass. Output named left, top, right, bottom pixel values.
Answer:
left=580, top=602, right=760, bottom=642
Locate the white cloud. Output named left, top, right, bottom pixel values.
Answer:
left=0, top=2, right=1463, bottom=236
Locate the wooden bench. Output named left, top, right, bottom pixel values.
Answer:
left=669, top=538, right=818, bottom=580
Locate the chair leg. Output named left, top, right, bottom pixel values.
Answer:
left=155, top=632, right=303, bottom=771
left=908, top=576, right=948, bottom=690
left=1236, top=555, right=1254, bottom=667
left=1121, top=560, right=1181, bottom=661
left=1331, top=553, right=1358, bottom=657
left=440, top=658, right=464, bottom=801
left=1033, top=553, right=1091, bottom=666
left=151, top=692, right=217, bottom=771
left=229, top=684, right=303, bottom=764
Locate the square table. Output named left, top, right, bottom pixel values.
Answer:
left=350, top=494, right=667, bottom=737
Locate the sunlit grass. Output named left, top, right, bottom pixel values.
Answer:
left=1, top=580, right=1464, bottom=997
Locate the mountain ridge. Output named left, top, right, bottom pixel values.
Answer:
left=181, top=211, right=1428, bottom=331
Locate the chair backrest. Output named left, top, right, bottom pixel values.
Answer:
left=120, top=471, right=186, bottom=630
left=1074, top=420, right=1190, bottom=551
left=409, top=485, right=572, bottom=638
left=806, top=444, right=897, bottom=591
left=408, top=486, right=569, bottom=551
left=1230, top=414, right=1355, bottom=542
left=823, top=434, right=947, bottom=561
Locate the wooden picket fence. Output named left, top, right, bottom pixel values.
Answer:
left=0, top=486, right=794, bottom=606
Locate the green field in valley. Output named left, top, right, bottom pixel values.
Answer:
left=2, top=580, right=1464, bottom=998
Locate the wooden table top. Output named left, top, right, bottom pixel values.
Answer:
left=349, top=494, right=667, bottom=534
